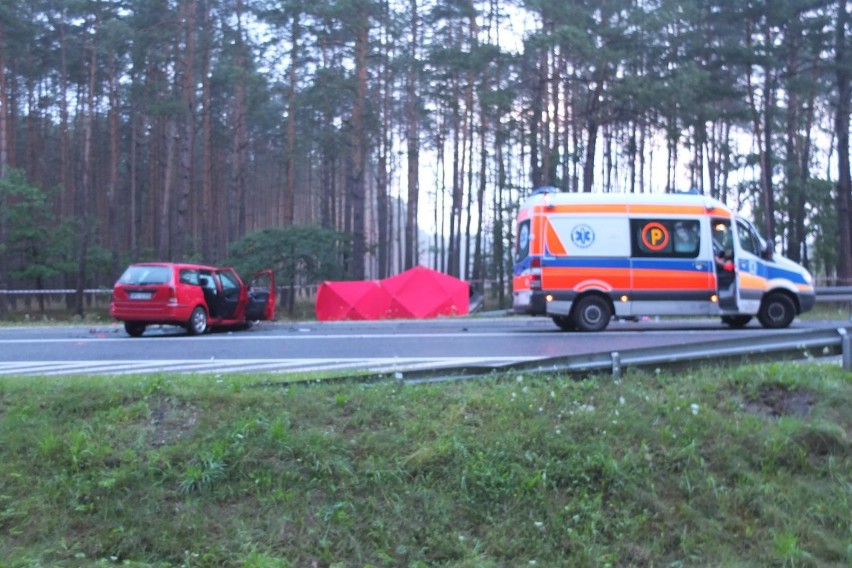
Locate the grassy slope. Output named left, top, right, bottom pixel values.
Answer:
left=0, top=364, right=849, bottom=567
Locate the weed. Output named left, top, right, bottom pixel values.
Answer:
left=177, top=456, right=227, bottom=494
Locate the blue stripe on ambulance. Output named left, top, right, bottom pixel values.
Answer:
left=549, top=290, right=714, bottom=302
left=738, top=258, right=810, bottom=286
left=765, top=263, right=810, bottom=285
left=542, top=257, right=712, bottom=273
left=540, top=257, right=631, bottom=269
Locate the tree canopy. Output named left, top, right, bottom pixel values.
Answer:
left=0, top=0, right=849, bottom=314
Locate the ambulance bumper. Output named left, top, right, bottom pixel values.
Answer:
left=513, top=290, right=548, bottom=316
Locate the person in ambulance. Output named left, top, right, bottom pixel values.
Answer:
left=712, top=222, right=735, bottom=273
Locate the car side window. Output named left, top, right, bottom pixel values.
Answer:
left=199, top=273, right=216, bottom=291
left=179, top=269, right=199, bottom=285
left=218, top=271, right=240, bottom=293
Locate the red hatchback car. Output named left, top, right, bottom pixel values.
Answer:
left=109, top=262, right=276, bottom=337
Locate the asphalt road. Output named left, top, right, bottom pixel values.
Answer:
left=0, top=315, right=846, bottom=377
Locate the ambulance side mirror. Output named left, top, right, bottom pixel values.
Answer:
left=761, top=241, right=774, bottom=261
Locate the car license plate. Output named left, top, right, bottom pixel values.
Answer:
left=129, top=292, right=152, bottom=300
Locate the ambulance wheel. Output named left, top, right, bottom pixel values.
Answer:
left=572, top=295, right=612, bottom=332
left=721, top=315, right=752, bottom=328
left=757, top=293, right=796, bottom=329
left=552, top=315, right=576, bottom=331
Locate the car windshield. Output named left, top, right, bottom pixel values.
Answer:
left=118, top=265, right=171, bottom=285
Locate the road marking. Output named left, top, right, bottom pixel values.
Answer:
left=0, top=331, right=553, bottom=345
left=0, top=356, right=542, bottom=377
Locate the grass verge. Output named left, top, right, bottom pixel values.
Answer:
left=1, top=364, right=850, bottom=567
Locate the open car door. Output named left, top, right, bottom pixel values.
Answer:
left=245, top=270, right=276, bottom=321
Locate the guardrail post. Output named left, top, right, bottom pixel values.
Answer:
left=842, top=332, right=852, bottom=372
left=611, top=352, right=622, bottom=378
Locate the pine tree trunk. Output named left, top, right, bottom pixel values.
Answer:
left=463, top=56, right=475, bottom=280
left=348, top=13, right=369, bottom=279
left=107, top=52, right=121, bottom=276
left=159, top=118, right=176, bottom=259
left=58, top=19, right=71, bottom=219
left=784, top=26, right=803, bottom=262
left=746, top=21, right=777, bottom=241
left=377, top=11, right=391, bottom=279
left=229, top=0, right=248, bottom=245
left=404, top=0, right=420, bottom=270
left=448, top=76, right=462, bottom=277
left=130, top=95, right=139, bottom=259
left=175, top=0, right=196, bottom=260
left=200, top=2, right=213, bottom=262
left=529, top=50, right=544, bottom=189
left=836, top=0, right=852, bottom=282
left=762, top=66, right=776, bottom=241
left=0, top=24, right=7, bottom=178
left=582, top=74, right=604, bottom=193
left=75, top=17, right=98, bottom=317
left=0, top=23, right=8, bottom=317
left=285, top=13, right=300, bottom=226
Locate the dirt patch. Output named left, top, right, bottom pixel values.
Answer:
left=147, top=396, right=201, bottom=447
left=745, top=385, right=815, bottom=419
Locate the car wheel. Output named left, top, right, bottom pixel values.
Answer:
left=721, top=315, right=752, bottom=328
left=187, top=306, right=208, bottom=335
left=124, top=322, right=146, bottom=337
left=571, top=295, right=612, bottom=332
left=757, top=293, right=796, bottom=329
left=551, top=315, right=576, bottom=331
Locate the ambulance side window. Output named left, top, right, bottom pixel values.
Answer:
left=515, top=220, right=531, bottom=263
left=630, top=219, right=700, bottom=258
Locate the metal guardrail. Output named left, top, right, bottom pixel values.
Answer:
left=396, top=326, right=852, bottom=384
left=3, top=285, right=852, bottom=297
left=815, top=287, right=852, bottom=301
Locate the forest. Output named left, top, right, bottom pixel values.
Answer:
left=0, top=0, right=850, bottom=316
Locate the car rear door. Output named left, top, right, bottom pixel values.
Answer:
left=215, top=269, right=246, bottom=320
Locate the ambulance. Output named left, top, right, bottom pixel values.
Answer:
left=512, top=188, right=815, bottom=331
